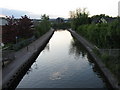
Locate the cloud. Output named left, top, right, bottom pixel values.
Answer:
left=1, top=8, right=41, bottom=19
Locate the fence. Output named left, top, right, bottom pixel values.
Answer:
left=99, top=49, right=120, bottom=57
left=13, top=36, right=36, bottom=50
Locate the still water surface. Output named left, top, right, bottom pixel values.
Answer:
left=17, top=30, right=108, bottom=88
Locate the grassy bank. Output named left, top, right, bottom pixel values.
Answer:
left=68, top=8, right=119, bottom=85
left=70, top=10, right=120, bottom=83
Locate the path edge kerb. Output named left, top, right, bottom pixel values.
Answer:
left=68, top=29, right=120, bottom=90
left=2, top=29, right=54, bottom=89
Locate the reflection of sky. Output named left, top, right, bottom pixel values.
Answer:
left=17, top=30, right=107, bottom=88
left=50, top=30, right=73, bottom=49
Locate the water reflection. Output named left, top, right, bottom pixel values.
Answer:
left=69, top=37, right=87, bottom=59
left=17, top=30, right=109, bottom=88
left=69, top=36, right=110, bottom=89
left=25, top=61, right=39, bottom=75
left=43, top=43, right=50, bottom=52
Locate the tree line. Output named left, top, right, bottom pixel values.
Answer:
left=2, top=15, right=33, bottom=44
left=69, top=8, right=120, bottom=83
left=2, top=14, right=51, bottom=44
left=69, top=8, right=120, bottom=49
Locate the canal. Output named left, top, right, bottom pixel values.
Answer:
left=17, top=30, right=109, bottom=88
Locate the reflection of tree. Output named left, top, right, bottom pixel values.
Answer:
left=34, top=61, right=38, bottom=70
left=87, top=53, right=112, bottom=88
left=26, top=61, right=38, bottom=75
left=44, top=43, right=50, bottom=51
left=69, top=37, right=87, bottom=59
left=26, top=67, right=33, bottom=75
left=69, top=37, right=111, bottom=88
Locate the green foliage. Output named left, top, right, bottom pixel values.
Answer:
left=13, top=37, right=35, bottom=51
left=76, top=16, right=120, bottom=83
left=77, top=19, right=120, bottom=49
left=93, top=48, right=101, bottom=57
left=101, top=53, right=120, bottom=83
left=17, top=15, right=33, bottom=39
left=101, top=53, right=110, bottom=61
left=52, top=22, right=71, bottom=29
left=69, top=8, right=120, bottom=83
left=2, top=15, right=33, bottom=44
left=70, top=8, right=90, bottom=30
left=35, top=14, right=51, bottom=38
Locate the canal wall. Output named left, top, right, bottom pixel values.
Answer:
left=68, top=29, right=120, bottom=90
left=2, top=29, right=54, bottom=89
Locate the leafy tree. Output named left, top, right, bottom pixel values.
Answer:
left=35, top=14, right=51, bottom=37
left=2, top=15, right=33, bottom=44
left=17, top=15, right=33, bottom=39
left=77, top=18, right=120, bottom=48
left=70, top=8, right=90, bottom=30
left=52, top=22, right=71, bottom=29
left=2, top=16, right=17, bottom=43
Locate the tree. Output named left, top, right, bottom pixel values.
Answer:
left=2, top=16, right=17, bottom=43
left=70, top=8, right=90, bottom=30
left=2, top=15, right=33, bottom=44
left=17, top=15, right=33, bottom=39
left=35, top=14, right=51, bottom=37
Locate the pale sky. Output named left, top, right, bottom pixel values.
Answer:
left=0, top=0, right=119, bottom=18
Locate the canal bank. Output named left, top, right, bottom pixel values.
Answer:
left=68, top=29, right=119, bottom=90
left=2, top=29, right=54, bottom=89
left=17, top=30, right=109, bottom=88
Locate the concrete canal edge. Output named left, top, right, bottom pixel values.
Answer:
left=2, top=29, right=54, bottom=89
left=68, top=29, right=120, bottom=90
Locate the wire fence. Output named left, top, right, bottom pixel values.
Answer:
left=99, top=49, right=120, bottom=57
left=13, top=36, right=36, bottom=51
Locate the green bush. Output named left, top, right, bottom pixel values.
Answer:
left=35, top=14, right=51, bottom=38
left=101, top=53, right=110, bottom=62
left=76, top=19, right=120, bottom=49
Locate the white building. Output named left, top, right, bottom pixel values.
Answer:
left=0, top=17, right=8, bottom=26
left=0, top=17, right=8, bottom=44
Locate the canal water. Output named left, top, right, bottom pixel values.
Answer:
left=17, top=30, right=109, bottom=88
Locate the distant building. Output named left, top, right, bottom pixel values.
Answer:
left=100, top=17, right=107, bottom=23
left=56, top=17, right=64, bottom=23
left=64, top=19, right=69, bottom=23
left=32, top=19, right=41, bottom=26
left=0, top=17, right=8, bottom=43
left=118, top=1, right=120, bottom=16
left=0, top=17, right=8, bottom=26
left=92, top=17, right=107, bottom=24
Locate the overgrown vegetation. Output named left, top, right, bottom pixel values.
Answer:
left=2, top=14, right=51, bottom=50
left=35, top=14, right=51, bottom=38
left=69, top=8, right=90, bottom=30
left=52, top=22, right=71, bottom=30
left=70, top=8, right=120, bottom=83
left=77, top=19, right=120, bottom=48
left=101, top=53, right=120, bottom=83
left=2, top=15, right=33, bottom=44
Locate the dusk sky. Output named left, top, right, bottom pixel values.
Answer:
left=0, top=0, right=119, bottom=18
